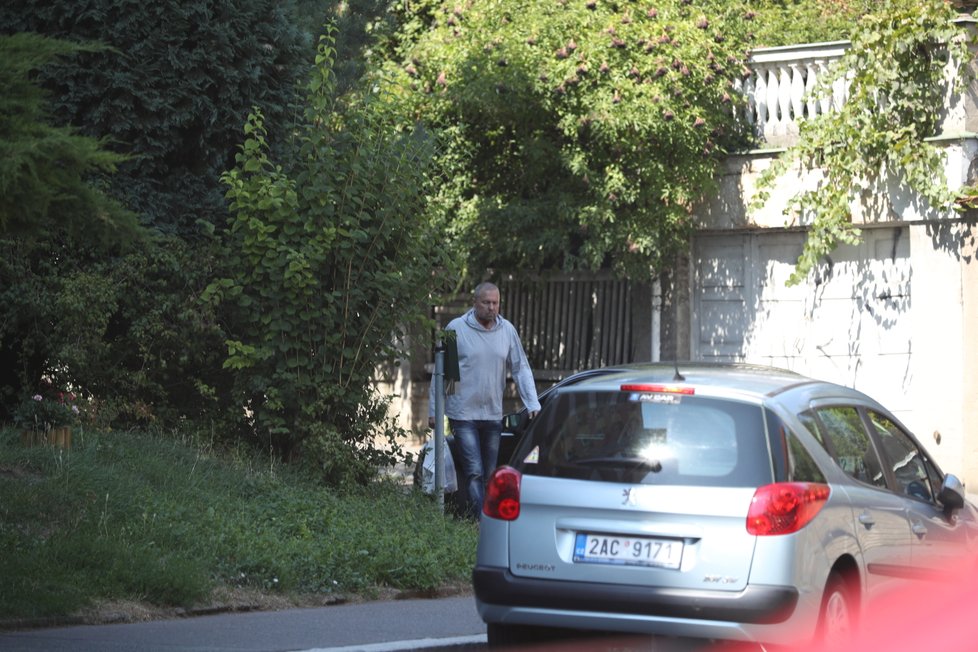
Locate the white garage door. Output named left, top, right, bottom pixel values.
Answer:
left=691, top=228, right=913, bottom=421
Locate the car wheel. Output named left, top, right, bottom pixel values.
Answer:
left=486, top=623, right=536, bottom=648
left=817, top=570, right=855, bottom=647
left=487, top=623, right=572, bottom=648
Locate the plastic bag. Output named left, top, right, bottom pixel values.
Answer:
left=420, top=438, right=458, bottom=494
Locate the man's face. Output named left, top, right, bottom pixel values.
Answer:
left=474, top=288, right=500, bottom=326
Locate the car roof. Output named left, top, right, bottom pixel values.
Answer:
left=558, top=362, right=821, bottom=400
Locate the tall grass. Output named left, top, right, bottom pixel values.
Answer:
left=0, top=427, right=477, bottom=620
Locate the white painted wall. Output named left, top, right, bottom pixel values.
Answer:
left=692, top=143, right=978, bottom=486
left=693, top=229, right=912, bottom=399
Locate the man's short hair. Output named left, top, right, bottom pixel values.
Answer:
left=474, top=282, right=499, bottom=299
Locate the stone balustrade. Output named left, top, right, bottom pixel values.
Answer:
left=740, top=41, right=850, bottom=148
left=743, top=18, right=978, bottom=148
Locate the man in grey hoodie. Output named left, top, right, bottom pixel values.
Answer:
left=429, top=282, right=541, bottom=519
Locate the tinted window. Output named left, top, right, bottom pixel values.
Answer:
left=797, top=411, right=825, bottom=447
left=515, top=390, right=772, bottom=487
left=787, top=432, right=825, bottom=483
left=814, top=406, right=887, bottom=489
left=866, top=411, right=942, bottom=503
left=767, top=412, right=825, bottom=483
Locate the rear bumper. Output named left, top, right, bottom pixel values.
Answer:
left=473, top=565, right=798, bottom=625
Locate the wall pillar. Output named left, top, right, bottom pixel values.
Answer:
left=960, top=218, right=978, bottom=489
left=909, top=221, right=969, bottom=484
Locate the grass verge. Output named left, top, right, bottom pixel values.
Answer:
left=0, top=427, right=477, bottom=622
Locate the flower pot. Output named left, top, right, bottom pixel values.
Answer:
left=47, top=426, right=72, bottom=449
left=20, top=429, right=45, bottom=447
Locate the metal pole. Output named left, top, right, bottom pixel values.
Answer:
left=433, top=338, right=446, bottom=512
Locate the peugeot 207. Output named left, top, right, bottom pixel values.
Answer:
left=473, top=363, right=978, bottom=648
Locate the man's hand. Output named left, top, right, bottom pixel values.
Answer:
left=529, top=410, right=539, bottom=419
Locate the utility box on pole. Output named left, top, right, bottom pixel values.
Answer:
left=433, top=338, right=446, bottom=511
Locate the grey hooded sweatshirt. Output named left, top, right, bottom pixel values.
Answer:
left=429, top=309, right=541, bottom=421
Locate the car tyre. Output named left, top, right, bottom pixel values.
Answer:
left=486, top=623, right=534, bottom=648
left=817, top=570, right=856, bottom=647
left=487, top=623, right=570, bottom=648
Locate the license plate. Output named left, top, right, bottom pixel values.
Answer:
left=573, top=533, right=683, bottom=569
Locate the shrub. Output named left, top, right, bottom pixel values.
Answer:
left=204, top=30, right=455, bottom=481
left=11, top=391, right=81, bottom=431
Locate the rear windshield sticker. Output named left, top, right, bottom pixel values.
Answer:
left=631, top=393, right=682, bottom=404
left=523, top=446, right=540, bottom=464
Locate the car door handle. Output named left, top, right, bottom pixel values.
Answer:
left=858, top=512, right=875, bottom=529
left=911, top=522, right=927, bottom=539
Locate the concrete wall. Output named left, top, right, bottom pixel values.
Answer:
left=907, top=219, right=978, bottom=485
left=689, top=141, right=978, bottom=488
left=963, top=223, right=978, bottom=485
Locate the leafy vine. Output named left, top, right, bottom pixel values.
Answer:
left=751, top=0, right=974, bottom=285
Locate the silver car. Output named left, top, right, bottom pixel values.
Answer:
left=474, top=363, right=978, bottom=648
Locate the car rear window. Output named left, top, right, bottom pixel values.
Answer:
left=514, top=389, right=773, bottom=487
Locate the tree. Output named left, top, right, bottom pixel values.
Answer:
left=0, top=32, right=144, bottom=417
left=0, top=0, right=311, bottom=236
left=0, top=1, right=311, bottom=430
left=204, top=30, right=455, bottom=484
left=374, top=0, right=878, bottom=281
left=0, top=33, right=137, bottom=243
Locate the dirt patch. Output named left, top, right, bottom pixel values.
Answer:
left=0, top=582, right=473, bottom=630
left=0, top=464, right=42, bottom=483
left=71, top=587, right=303, bottom=625
left=65, top=582, right=474, bottom=627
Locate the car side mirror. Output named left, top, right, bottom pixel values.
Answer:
left=938, top=473, right=966, bottom=514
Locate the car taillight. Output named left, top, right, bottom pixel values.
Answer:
left=746, top=482, right=830, bottom=535
left=484, top=466, right=521, bottom=521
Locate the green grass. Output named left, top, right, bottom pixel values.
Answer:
left=0, top=427, right=478, bottom=620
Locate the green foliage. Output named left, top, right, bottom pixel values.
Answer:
left=0, top=234, right=233, bottom=430
left=747, top=0, right=881, bottom=47
left=206, top=30, right=454, bottom=483
left=0, top=32, right=139, bottom=243
left=0, top=428, right=477, bottom=618
left=293, top=0, right=396, bottom=94
left=752, top=0, right=972, bottom=285
left=375, top=0, right=881, bottom=280
left=0, top=1, right=310, bottom=432
left=0, top=0, right=311, bottom=235
left=57, top=237, right=234, bottom=429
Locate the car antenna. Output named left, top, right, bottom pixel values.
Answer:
left=673, top=360, right=685, bottom=382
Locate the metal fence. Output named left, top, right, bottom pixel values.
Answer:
left=433, top=272, right=635, bottom=380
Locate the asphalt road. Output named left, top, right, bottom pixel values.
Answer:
left=0, top=595, right=487, bottom=652
left=0, top=595, right=733, bottom=652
